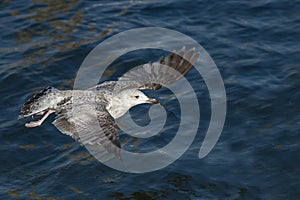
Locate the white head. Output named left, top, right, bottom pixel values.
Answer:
left=107, top=89, right=158, bottom=119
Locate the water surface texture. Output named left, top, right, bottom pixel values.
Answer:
left=1, top=0, right=299, bottom=199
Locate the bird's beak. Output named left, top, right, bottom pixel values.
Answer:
left=147, top=98, right=159, bottom=104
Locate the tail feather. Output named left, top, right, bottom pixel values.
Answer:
left=19, top=86, right=58, bottom=118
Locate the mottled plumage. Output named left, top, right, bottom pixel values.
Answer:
left=19, top=47, right=199, bottom=159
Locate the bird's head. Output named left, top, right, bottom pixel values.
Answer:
left=107, top=89, right=159, bottom=119
left=126, top=89, right=159, bottom=106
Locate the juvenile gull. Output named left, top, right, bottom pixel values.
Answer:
left=19, top=47, right=199, bottom=158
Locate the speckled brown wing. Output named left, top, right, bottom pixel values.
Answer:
left=52, top=103, right=121, bottom=159
left=117, top=46, right=199, bottom=90
left=89, top=47, right=199, bottom=92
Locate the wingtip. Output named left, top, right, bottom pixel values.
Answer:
left=192, top=52, right=200, bottom=64
left=115, top=148, right=122, bottom=161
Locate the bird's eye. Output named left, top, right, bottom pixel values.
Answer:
left=134, top=95, right=139, bottom=99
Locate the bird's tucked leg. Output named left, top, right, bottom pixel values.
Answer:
left=36, top=111, right=46, bottom=116
left=25, top=109, right=55, bottom=128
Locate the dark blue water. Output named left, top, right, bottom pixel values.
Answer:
left=1, top=0, right=300, bottom=199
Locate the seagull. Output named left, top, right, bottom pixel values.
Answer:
left=19, top=47, right=199, bottom=158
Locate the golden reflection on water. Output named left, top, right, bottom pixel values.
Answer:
left=0, top=0, right=12, bottom=7
left=67, top=185, right=84, bottom=194
left=18, top=144, right=36, bottom=149
left=4, top=0, right=134, bottom=69
left=1, top=0, right=154, bottom=75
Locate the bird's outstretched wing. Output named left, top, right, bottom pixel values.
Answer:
left=90, top=47, right=199, bottom=92
left=52, top=103, right=121, bottom=159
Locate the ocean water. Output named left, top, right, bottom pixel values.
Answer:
left=1, top=0, right=300, bottom=199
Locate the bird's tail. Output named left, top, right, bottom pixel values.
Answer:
left=19, top=86, right=58, bottom=119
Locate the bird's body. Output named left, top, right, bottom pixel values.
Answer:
left=19, top=47, right=199, bottom=158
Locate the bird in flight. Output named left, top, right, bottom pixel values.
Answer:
left=19, top=47, right=199, bottom=159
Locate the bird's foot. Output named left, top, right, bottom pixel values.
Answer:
left=25, top=121, right=42, bottom=127
left=24, top=109, right=55, bottom=128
